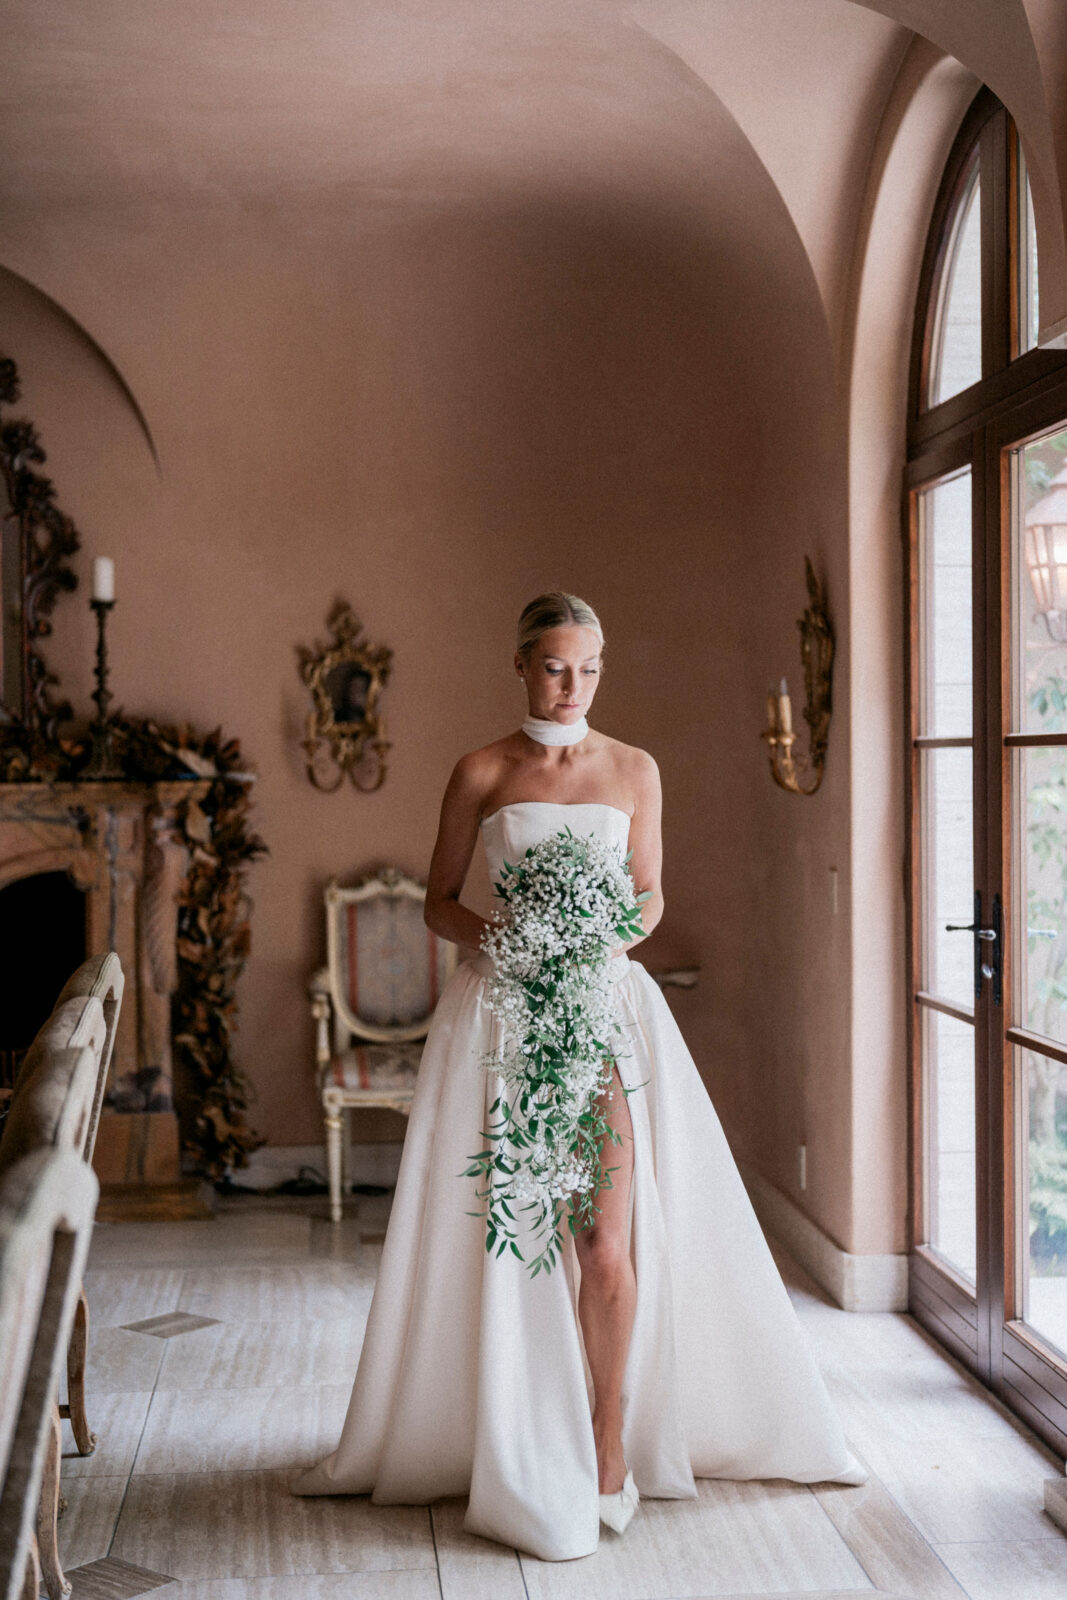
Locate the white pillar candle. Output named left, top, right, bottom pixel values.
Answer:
left=777, top=676, right=793, bottom=735
left=92, top=556, right=115, bottom=602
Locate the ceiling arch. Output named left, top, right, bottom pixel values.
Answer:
left=0, top=263, right=158, bottom=469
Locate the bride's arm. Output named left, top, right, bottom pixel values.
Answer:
left=616, top=750, right=664, bottom=954
left=423, top=754, right=495, bottom=952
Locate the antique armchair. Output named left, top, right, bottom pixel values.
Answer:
left=310, top=868, right=456, bottom=1221
left=0, top=1145, right=98, bottom=1600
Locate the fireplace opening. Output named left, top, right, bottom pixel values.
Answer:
left=0, top=869, right=87, bottom=1090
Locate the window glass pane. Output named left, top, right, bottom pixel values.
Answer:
left=1016, top=745, right=1067, bottom=1050
left=919, top=470, right=972, bottom=737
left=1012, top=427, right=1067, bottom=733
left=928, top=158, right=982, bottom=407
left=1018, top=1044, right=1067, bottom=1358
left=920, top=747, right=974, bottom=1006
left=924, top=1007, right=977, bottom=1283
left=1018, top=145, right=1040, bottom=355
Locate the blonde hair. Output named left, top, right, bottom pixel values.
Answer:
left=516, top=591, right=605, bottom=664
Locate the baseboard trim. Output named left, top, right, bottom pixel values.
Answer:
left=243, top=1142, right=404, bottom=1191
left=740, top=1162, right=909, bottom=1313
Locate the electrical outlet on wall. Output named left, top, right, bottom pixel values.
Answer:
left=798, top=1143, right=808, bottom=1191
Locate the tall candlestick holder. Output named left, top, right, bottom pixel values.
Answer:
left=761, top=557, right=834, bottom=796
left=84, top=597, right=124, bottom=780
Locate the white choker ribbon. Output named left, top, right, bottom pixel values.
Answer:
left=522, top=714, right=589, bottom=747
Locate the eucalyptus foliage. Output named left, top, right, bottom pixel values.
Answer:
left=464, top=827, right=649, bottom=1277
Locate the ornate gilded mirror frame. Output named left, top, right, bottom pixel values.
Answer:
left=0, top=354, right=79, bottom=742
left=298, top=600, right=392, bottom=792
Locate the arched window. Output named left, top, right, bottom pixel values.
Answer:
left=907, top=89, right=1067, bottom=1452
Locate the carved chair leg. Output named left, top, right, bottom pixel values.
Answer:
left=57, top=1285, right=95, bottom=1455
left=325, top=1110, right=344, bottom=1223
left=36, top=1401, right=70, bottom=1598
left=339, top=1106, right=349, bottom=1196
left=21, top=1535, right=40, bottom=1600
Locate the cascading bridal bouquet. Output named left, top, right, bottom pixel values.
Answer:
left=464, top=826, right=650, bottom=1277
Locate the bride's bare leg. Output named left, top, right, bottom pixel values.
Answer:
left=574, top=1069, right=636, bottom=1495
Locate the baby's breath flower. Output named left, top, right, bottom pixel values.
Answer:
left=463, top=827, right=649, bottom=1276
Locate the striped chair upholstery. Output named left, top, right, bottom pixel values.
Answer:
left=311, top=868, right=456, bottom=1220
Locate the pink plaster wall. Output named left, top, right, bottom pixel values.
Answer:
left=0, top=30, right=859, bottom=1237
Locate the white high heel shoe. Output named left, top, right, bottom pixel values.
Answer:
left=599, top=1468, right=640, bottom=1534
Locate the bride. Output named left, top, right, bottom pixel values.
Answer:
left=290, top=590, right=865, bottom=1561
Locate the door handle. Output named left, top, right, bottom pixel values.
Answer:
left=989, top=892, right=1003, bottom=1007
left=945, top=894, right=1002, bottom=1002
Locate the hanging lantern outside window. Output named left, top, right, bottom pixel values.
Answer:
left=1025, top=463, right=1067, bottom=643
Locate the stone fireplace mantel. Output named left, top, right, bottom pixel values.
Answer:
left=0, top=777, right=214, bottom=1216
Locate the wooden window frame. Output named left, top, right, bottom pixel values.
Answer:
left=906, top=88, right=1067, bottom=1453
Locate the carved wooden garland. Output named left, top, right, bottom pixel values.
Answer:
left=0, top=352, right=267, bottom=1177
left=0, top=357, right=79, bottom=742
left=110, top=716, right=270, bottom=1177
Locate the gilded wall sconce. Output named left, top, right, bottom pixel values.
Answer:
left=298, top=601, right=392, bottom=793
left=762, top=558, right=834, bottom=796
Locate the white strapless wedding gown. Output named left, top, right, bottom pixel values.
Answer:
left=291, top=801, right=864, bottom=1560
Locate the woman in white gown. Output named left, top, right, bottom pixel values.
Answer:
left=291, top=591, right=865, bottom=1561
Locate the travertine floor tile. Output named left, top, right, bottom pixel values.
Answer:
left=123, top=1313, right=221, bottom=1339
left=82, top=1269, right=187, bottom=1329
left=806, top=1309, right=956, bottom=1374
left=308, top=1215, right=365, bottom=1262
left=61, top=1391, right=154, bottom=1478
left=431, top=1497, right=526, bottom=1599
left=133, top=1384, right=353, bottom=1474
left=814, top=1473, right=967, bottom=1596
left=111, top=1469, right=436, bottom=1579
left=178, top=1263, right=372, bottom=1322
left=154, top=1318, right=365, bottom=1392
left=825, top=1357, right=1023, bottom=1447
left=88, top=1215, right=313, bottom=1269
left=58, top=1325, right=165, bottom=1400
left=857, top=1429, right=1061, bottom=1545
left=82, top=1198, right=1067, bottom=1600
left=55, top=1475, right=129, bottom=1571
left=309, top=1210, right=390, bottom=1264
left=933, top=1535, right=1067, bottom=1598
left=680, top=1593, right=910, bottom=1600
left=67, top=1555, right=175, bottom=1598
left=520, top=1479, right=870, bottom=1599
left=160, top=1574, right=439, bottom=1599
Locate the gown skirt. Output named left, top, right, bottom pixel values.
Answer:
left=290, top=801, right=864, bottom=1562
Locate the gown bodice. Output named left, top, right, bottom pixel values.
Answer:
left=479, top=800, right=632, bottom=884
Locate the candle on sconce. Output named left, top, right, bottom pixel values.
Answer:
left=92, top=557, right=115, bottom=603
left=777, top=675, right=793, bottom=735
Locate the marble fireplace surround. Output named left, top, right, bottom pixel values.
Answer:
left=0, top=777, right=214, bottom=1215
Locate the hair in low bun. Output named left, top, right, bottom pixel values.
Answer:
left=516, top=591, right=605, bottom=664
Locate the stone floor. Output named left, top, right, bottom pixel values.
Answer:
left=54, top=1191, right=1067, bottom=1600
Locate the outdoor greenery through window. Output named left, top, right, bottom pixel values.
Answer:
left=1015, top=426, right=1067, bottom=1353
